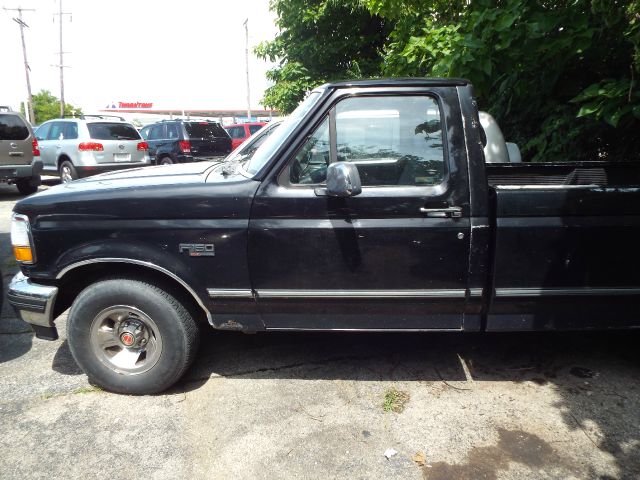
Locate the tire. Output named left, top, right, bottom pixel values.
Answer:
left=16, top=178, right=38, bottom=195
left=59, top=160, right=78, bottom=183
left=159, top=156, right=173, bottom=165
left=67, top=278, right=199, bottom=394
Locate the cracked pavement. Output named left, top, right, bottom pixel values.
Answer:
left=1, top=182, right=639, bottom=479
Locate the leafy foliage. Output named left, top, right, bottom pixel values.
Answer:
left=32, top=90, right=82, bottom=125
left=262, top=0, right=640, bottom=162
left=368, top=0, right=640, bottom=162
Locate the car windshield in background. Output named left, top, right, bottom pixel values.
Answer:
left=243, top=90, right=323, bottom=176
left=0, top=114, right=29, bottom=140
left=185, top=122, right=227, bottom=139
left=248, top=125, right=263, bottom=135
left=225, top=122, right=281, bottom=165
left=88, top=122, right=140, bottom=140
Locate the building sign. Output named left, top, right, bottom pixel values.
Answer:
left=106, top=102, right=153, bottom=109
left=117, top=102, right=153, bottom=109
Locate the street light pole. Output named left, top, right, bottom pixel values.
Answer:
left=58, top=0, right=64, bottom=117
left=53, top=0, right=71, bottom=118
left=243, top=18, right=251, bottom=121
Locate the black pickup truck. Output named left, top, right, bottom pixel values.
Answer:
left=8, top=78, right=640, bottom=394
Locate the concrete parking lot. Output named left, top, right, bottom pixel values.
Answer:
left=0, top=181, right=639, bottom=480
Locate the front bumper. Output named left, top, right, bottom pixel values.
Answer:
left=8, top=272, right=59, bottom=340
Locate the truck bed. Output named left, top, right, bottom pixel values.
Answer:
left=486, top=161, right=640, bottom=331
left=486, top=161, right=640, bottom=187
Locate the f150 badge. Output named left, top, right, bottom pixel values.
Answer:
left=179, top=243, right=215, bottom=257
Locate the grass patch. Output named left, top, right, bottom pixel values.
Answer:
left=72, top=385, right=102, bottom=395
left=41, top=385, right=102, bottom=400
left=383, top=387, right=410, bottom=413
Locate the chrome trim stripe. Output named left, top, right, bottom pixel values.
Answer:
left=207, top=289, right=253, bottom=299
left=56, top=258, right=213, bottom=325
left=468, top=288, right=483, bottom=297
left=494, top=184, right=600, bottom=190
left=495, top=287, right=640, bottom=297
left=267, top=327, right=463, bottom=332
left=257, top=289, right=467, bottom=299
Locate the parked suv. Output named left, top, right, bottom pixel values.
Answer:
left=0, top=107, right=42, bottom=195
left=140, top=119, right=232, bottom=165
left=224, top=122, right=267, bottom=150
left=34, top=115, right=150, bottom=183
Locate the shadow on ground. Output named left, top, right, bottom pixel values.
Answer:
left=50, top=327, right=640, bottom=476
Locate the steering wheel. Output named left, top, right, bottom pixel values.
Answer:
left=290, top=159, right=302, bottom=183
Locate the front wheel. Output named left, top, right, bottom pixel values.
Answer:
left=67, top=278, right=199, bottom=394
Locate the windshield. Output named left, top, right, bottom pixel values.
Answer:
left=244, top=90, right=323, bottom=176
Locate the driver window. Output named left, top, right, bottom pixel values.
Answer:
left=289, top=116, right=330, bottom=184
left=336, top=96, right=445, bottom=186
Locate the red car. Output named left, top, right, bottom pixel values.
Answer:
left=224, top=122, right=266, bottom=150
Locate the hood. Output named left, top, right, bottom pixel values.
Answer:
left=14, top=161, right=260, bottom=220
left=51, top=161, right=219, bottom=193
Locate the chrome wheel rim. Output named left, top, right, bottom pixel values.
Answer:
left=60, top=165, right=73, bottom=183
left=160, top=158, right=172, bottom=165
left=89, top=306, right=163, bottom=375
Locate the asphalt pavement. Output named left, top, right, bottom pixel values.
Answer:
left=0, top=181, right=639, bottom=479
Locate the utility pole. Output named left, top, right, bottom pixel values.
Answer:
left=243, top=18, right=251, bottom=121
left=3, top=6, right=36, bottom=124
left=53, top=0, right=71, bottom=118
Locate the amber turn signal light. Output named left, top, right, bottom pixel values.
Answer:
left=13, top=246, right=33, bottom=263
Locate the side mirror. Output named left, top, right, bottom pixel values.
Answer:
left=315, top=162, right=362, bottom=197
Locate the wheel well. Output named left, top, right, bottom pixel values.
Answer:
left=57, top=154, right=72, bottom=169
left=53, top=262, right=209, bottom=326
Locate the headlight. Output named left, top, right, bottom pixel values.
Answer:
left=11, top=213, right=35, bottom=264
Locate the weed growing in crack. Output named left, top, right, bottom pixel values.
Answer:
left=383, top=387, right=410, bottom=413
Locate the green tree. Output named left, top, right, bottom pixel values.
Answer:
left=366, top=0, right=640, bottom=162
left=263, top=0, right=640, bottom=162
left=32, top=90, right=83, bottom=125
left=255, top=0, right=392, bottom=113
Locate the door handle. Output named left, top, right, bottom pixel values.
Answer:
left=419, top=206, right=462, bottom=218
left=8, top=152, right=24, bottom=157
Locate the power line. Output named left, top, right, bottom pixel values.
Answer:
left=3, top=5, right=36, bottom=123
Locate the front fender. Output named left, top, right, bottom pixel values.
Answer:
left=22, top=216, right=263, bottom=331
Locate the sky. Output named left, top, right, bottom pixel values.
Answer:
left=0, top=0, right=279, bottom=113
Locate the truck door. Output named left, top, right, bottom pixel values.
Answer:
left=248, top=87, right=472, bottom=330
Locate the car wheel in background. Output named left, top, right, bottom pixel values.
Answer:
left=67, top=277, right=199, bottom=394
left=59, top=160, right=78, bottom=183
left=16, top=178, right=39, bottom=195
left=159, top=157, right=173, bottom=165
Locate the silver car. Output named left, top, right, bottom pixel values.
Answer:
left=34, top=115, right=150, bottom=183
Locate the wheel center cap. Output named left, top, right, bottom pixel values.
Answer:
left=120, top=332, right=135, bottom=346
